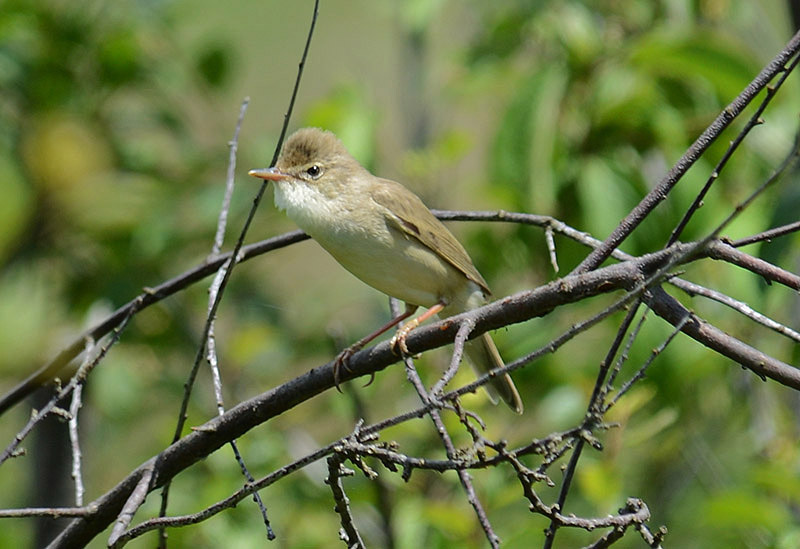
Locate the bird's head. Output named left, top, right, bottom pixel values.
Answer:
left=249, top=127, right=363, bottom=188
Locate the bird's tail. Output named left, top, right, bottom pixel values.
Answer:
left=444, top=289, right=523, bottom=414
left=464, top=333, right=523, bottom=414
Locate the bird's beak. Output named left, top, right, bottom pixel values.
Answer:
left=248, top=167, right=292, bottom=181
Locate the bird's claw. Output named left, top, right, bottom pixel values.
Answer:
left=389, top=323, right=415, bottom=357
left=333, top=348, right=354, bottom=393
left=333, top=345, right=375, bottom=391
left=389, top=334, right=408, bottom=356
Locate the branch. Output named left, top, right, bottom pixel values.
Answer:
left=646, top=287, right=798, bottom=388
left=43, top=242, right=800, bottom=547
left=707, top=240, right=800, bottom=290
left=156, top=1, right=320, bottom=537
left=326, top=456, right=366, bottom=548
left=574, top=29, right=800, bottom=273
left=0, top=230, right=308, bottom=416
left=675, top=278, right=800, bottom=343
left=730, top=220, right=800, bottom=247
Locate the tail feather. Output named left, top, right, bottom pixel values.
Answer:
left=464, top=333, right=523, bottom=414
left=442, top=286, right=523, bottom=413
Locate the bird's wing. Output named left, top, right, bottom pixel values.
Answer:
left=371, top=178, right=491, bottom=295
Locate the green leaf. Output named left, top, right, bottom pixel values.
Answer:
left=703, top=489, right=791, bottom=531
left=631, top=29, right=758, bottom=101
left=467, top=4, right=543, bottom=65
left=304, top=85, right=377, bottom=169
left=490, top=65, right=568, bottom=212
left=196, top=43, right=232, bottom=88
left=576, top=155, right=637, bottom=238
left=401, top=0, right=445, bottom=33
left=0, top=153, right=33, bottom=261
left=0, top=266, right=65, bottom=376
left=577, top=458, right=622, bottom=509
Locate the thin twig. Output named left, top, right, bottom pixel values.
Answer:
left=729, top=220, right=800, bottom=247
left=210, top=97, right=249, bottom=257
left=157, top=1, right=320, bottom=537
left=574, top=30, right=800, bottom=274
left=68, top=382, right=84, bottom=506
left=667, top=49, right=800, bottom=246
left=68, top=338, right=94, bottom=507
left=326, top=456, right=366, bottom=548
left=677, top=278, right=800, bottom=342
left=109, top=464, right=155, bottom=548
left=604, top=309, right=649, bottom=398
left=545, top=224, right=559, bottom=273
left=113, top=443, right=336, bottom=546
left=0, top=507, right=97, bottom=519
left=430, top=317, right=474, bottom=397
left=202, top=97, right=275, bottom=541
left=0, top=298, right=142, bottom=465
left=543, top=302, right=643, bottom=549
left=606, top=314, right=690, bottom=410
left=390, top=304, right=499, bottom=547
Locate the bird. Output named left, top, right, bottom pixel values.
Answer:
left=249, top=127, right=522, bottom=413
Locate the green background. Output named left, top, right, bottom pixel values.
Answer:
left=0, top=0, right=799, bottom=547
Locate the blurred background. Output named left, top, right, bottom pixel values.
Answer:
left=1, top=0, right=799, bottom=547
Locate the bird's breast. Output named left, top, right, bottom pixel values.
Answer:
left=275, top=182, right=467, bottom=307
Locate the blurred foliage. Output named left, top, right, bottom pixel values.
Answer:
left=1, top=0, right=799, bottom=548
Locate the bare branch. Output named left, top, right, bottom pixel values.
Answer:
left=646, top=287, right=798, bottom=387
left=1, top=298, right=142, bottom=465
left=68, top=338, right=94, bottom=507
left=67, top=382, right=84, bottom=506
left=0, top=507, right=96, bottom=519
left=676, top=278, right=800, bottom=343
left=667, top=50, right=800, bottom=246
left=430, top=316, right=474, bottom=397
left=326, top=456, right=366, bottom=548
left=574, top=29, right=800, bottom=273
left=706, top=240, right=800, bottom=290
left=730, top=220, right=800, bottom=247
left=545, top=225, right=559, bottom=273
left=211, top=97, right=249, bottom=257
left=606, top=314, right=690, bottom=410
left=108, top=464, right=154, bottom=548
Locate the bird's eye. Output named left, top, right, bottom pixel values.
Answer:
left=306, top=165, right=322, bottom=178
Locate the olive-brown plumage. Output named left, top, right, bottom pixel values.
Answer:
left=250, top=127, right=522, bottom=413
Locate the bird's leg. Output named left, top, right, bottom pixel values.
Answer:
left=333, top=303, right=418, bottom=391
left=390, top=300, right=447, bottom=357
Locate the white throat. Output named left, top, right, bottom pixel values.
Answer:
left=273, top=181, right=345, bottom=236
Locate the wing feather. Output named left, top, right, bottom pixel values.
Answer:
left=371, top=178, right=490, bottom=295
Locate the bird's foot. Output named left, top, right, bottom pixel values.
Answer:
left=333, top=344, right=375, bottom=391
left=389, top=318, right=421, bottom=357
left=332, top=347, right=354, bottom=392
